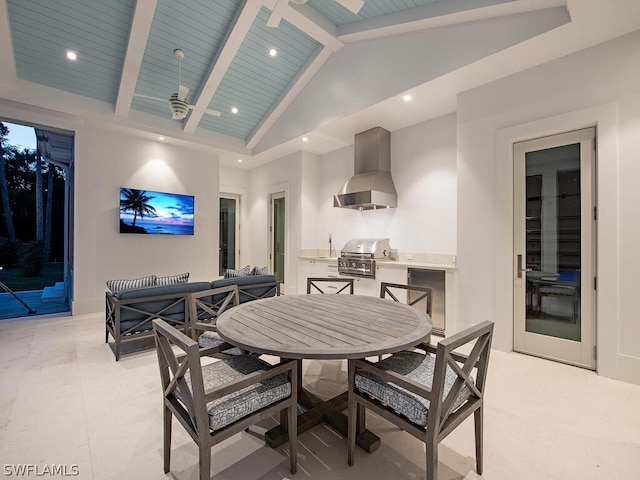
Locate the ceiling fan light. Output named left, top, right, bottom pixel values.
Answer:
left=169, top=93, right=189, bottom=120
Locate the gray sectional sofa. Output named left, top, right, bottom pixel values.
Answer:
left=105, top=274, right=278, bottom=360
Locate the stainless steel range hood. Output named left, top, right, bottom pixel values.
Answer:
left=334, top=126, right=397, bottom=210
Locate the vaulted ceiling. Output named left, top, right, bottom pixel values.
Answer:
left=1, top=0, right=639, bottom=167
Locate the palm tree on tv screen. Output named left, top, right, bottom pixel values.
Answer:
left=120, top=188, right=156, bottom=227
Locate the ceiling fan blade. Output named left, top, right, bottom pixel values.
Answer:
left=267, top=0, right=288, bottom=28
left=189, top=105, right=222, bottom=117
left=335, top=0, right=364, bottom=14
left=177, top=84, right=189, bottom=101
left=133, top=93, right=168, bottom=103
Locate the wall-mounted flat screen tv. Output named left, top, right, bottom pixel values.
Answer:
left=119, top=187, right=194, bottom=235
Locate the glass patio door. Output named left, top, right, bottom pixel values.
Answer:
left=513, top=128, right=596, bottom=369
left=271, top=192, right=285, bottom=284
left=219, top=194, right=239, bottom=277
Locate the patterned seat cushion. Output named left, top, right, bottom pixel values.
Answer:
left=198, top=331, right=244, bottom=356
left=355, top=351, right=473, bottom=427
left=180, top=355, right=291, bottom=431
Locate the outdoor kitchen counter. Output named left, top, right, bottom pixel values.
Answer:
left=298, top=252, right=458, bottom=334
left=298, top=252, right=457, bottom=270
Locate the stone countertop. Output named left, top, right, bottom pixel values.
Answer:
left=298, top=252, right=456, bottom=270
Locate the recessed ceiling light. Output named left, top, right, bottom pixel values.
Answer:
left=158, top=136, right=165, bottom=141
left=66, top=50, right=77, bottom=61
left=231, top=107, right=238, bottom=114
left=302, top=136, right=308, bottom=142
left=403, top=94, right=412, bottom=102
left=269, top=48, right=278, bottom=57
left=237, top=159, right=243, bottom=163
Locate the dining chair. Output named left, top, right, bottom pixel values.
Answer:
left=380, top=282, right=433, bottom=317
left=379, top=282, right=434, bottom=358
left=347, top=321, right=494, bottom=480
left=188, top=284, right=243, bottom=355
left=152, top=318, right=298, bottom=480
left=307, top=277, right=354, bottom=294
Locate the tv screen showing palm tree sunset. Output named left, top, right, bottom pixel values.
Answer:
left=119, top=187, right=194, bottom=235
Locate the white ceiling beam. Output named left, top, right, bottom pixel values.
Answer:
left=337, top=0, right=562, bottom=42
left=244, top=1, right=345, bottom=147
left=284, top=3, right=344, bottom=52
left=247, top=45, right=333, bottom=149
left=183, top=0, right=261, bottom=134
left=115, top=0, right=157, bottom=117
left=0, top=0, right=18, bottom=93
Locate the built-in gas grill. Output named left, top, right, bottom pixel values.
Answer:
left=338, top=238, right=391, bottom=278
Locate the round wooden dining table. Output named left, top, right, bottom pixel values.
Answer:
left=216, top=293, right=432, bottom=359
left=216, top=293, right=432, bottom=452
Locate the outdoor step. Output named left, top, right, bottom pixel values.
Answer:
left=41, top=286, right=65, bottom=303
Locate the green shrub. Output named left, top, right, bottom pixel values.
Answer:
left=19, top=240, right=44, bottom=277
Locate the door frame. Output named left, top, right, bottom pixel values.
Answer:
left=513, top=127, right=596, bottom=369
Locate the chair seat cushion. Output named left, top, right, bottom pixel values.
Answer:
left=355, top=351, right=472, bottom=427
left=198, top=331, right=244, bottom=356
left=182, top=355, right=291, bottom=431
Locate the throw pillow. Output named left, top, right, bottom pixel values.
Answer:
left=251, top=265, right=269, bottom=276
left=156, top=272, right=189, bottom=286
left=106, top=275, right=157, bottom=295
left=224, top=265, right=251, bottom=278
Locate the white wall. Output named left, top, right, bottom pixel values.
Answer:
left=220, top=114, right=458, bottom=296
left=240, top=151, right=304, bottom=295
left=72, top=126, right=220, bottom=314
left=457, top=29, right=640, bottom=384
left=317, top=114, right=458, bottom=256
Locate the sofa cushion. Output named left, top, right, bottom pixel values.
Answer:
left=211, top=274, right=276, bottom=289
left=156, top=272, right=189, bottom=286
left=251, top=265, right=269, bottom=275
left=224, top=265, right=251, bottom=278
left=117, top=281, right=210, bottom=300
left=117, top=282, right=210, bottom=333
left=211, top=275, right=278, bottom=304
left=106, top=275, right=157, bottom=295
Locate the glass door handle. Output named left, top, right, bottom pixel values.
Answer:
left=517, top=254, right=532, bottom=278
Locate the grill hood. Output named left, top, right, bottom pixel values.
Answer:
left=334, top=127, right=397, bottom=210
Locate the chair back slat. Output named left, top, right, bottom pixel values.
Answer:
left=153, top=319, right=208, bottom=431
left=238, top=281, right=280, bottom=301
left=380, top=282, right=433, bottom=316
left=431, top=322, right=493, bottom=429
left=307, top=277, right=354, bottom=294
left=189, top=285, right=239, bottom=325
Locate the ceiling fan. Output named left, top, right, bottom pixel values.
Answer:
left=133, top=49, right=221, bottom=120
left=267, top=0, right=364, bottom=28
